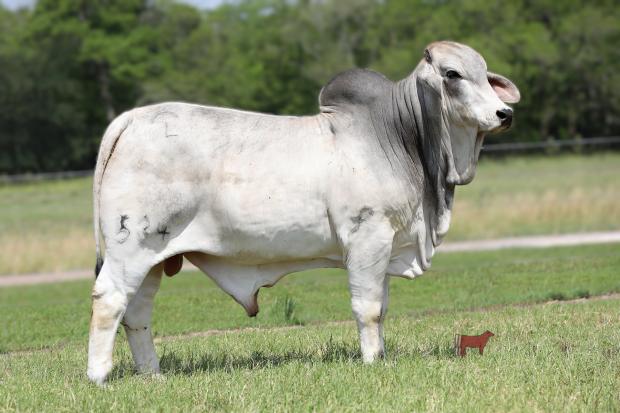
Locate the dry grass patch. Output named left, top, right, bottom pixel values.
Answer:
left=0, top=228, right=92, bottom=275
left=451, top=186, right=620, bottom=240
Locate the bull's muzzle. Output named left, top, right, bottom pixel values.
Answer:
left=496, top=108, right=513, bottom=128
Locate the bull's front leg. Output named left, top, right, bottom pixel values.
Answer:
left=350, top=272, right=390, bottom=363
left=344, top=222, right=393, bottom=363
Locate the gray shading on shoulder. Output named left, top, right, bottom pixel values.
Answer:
left=319, top=69, right=392, bottom=109
left=350, top=207, right=375, bottom=234
left=319, top=68, right=426, bottom=207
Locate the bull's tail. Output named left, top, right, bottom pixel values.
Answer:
left=93, top=111, right=133, bottom=277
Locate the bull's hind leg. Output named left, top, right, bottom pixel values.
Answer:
left=87, top=259, right=151, bottom=385
left=122, top=263, right=163, bottom=375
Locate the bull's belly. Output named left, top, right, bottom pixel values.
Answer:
left=184, top=252, right=344, bottom=316
left=190, top=178, right=339, bottom=263
left=175, top=205, right=342, bottom=318
left=176, top=210, right=341, bottom=264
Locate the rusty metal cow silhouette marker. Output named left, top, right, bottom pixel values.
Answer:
left=455, top=331, right=495, bottom=356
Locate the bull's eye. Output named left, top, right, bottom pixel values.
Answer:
left=446, top=70, right=462, bottom=80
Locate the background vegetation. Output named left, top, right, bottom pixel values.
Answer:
left=1, top=3, right=618, bottom=409
left=1, top=0, right=618, bottom=173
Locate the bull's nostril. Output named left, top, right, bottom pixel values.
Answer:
left=496, top=109, right=513, bottom=125
left=496, top=109, right=511, bottom=120
left=496, top=108, right=513, bottom=127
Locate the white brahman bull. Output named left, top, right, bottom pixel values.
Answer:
left=88, top=41, right=520, bottom=384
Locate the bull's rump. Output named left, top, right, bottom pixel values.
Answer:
left=99, top=102, right=339, bottom=263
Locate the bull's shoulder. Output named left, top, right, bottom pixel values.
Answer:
left=319, top=69, right=393, bottom=111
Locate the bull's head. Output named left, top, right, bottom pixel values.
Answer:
left=412, top=41, right=520, bottom=243
left=416, top=41, right=520, bottom=186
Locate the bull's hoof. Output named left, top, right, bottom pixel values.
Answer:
left=361, top=348, right=385, bottom=363
left=87, top=363, right=112, bottom=386
left=87, top=370, right=108, bottom=387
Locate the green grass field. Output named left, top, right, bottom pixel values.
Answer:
left=1, top=244, right=619, bottom=411
left=1, top=243, right=619, bottom=353
left=1, top=153, right=619, bottom=275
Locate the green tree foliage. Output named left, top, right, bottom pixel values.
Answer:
left=0, top=0, right=618, bottom=173
left=0, top=0, right=166, bottom=172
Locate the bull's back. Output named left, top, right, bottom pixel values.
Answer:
left=100, top=103, right=339, bottom=262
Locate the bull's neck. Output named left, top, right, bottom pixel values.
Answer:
left=361, top=76, right=424, bottom=200
left=390, top=75, right=454, bottom=247
left=391, top=77, right=424, bottom=169
left=388, top=75, right=438, bottom=201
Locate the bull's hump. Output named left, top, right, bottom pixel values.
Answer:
left=319, top=69, right=393, bottom=111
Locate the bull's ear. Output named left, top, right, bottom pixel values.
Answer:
left=488, top=72, right=520, bottom=104
left=416, top=61, right=445, bottom=170
left=416, top=60, right=453, bottom=244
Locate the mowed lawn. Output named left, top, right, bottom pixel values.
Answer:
left=1, top=153, right=620, bottom=275
left=1, top=244, right=620, bottom=411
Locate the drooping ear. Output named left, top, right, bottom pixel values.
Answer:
left=488, top=72, right=520, bottom=103
left=415, top=57, right=454, bottom=245
left=416, top=57, right=446, bottom=181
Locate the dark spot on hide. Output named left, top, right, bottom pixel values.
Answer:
left=94, top=256, right=103, bottom=278
left=350, top=207, right=374, bottom=234
left=120, top=320, right=148, bottom=332
left=141, top=215, right=150, bottom=234
left=157, top=225, right=170, bottom=240
left=424, top=48, right=432, bottom=63
left=91, top=292, right=103, bottom=300
left=120, top=215, right=129, bottom=231
left=329, top=123, right=336, bottom=135
left=117, top=215, right=130, bottom=243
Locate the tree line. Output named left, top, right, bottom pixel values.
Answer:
left=0, top=0, right=618, bottom=173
